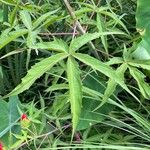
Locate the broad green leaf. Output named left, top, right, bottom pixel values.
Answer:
left=8, top=96, right=20, bottom=126
left=132, top=32, right=150, bottom=60
left=133, top=0, right=150, bottom=59
left=5, top=53, right=68, bottom=97
left=69, top=31, right=125, bottom=52
left=0, top=100, right=8, bottom=134
left=129, top=67, right=150, bottom=99
left=77, top=72, right=114, bottom=130
left=0, top=96, right=20, bottom=146
left=67, top=56, right=82, bottom=133
left=74, top=53, right=137, bottom=100
left=32, top=38, right=69, bottom=53
left=97, top=13, right=108, bottom=53
left=0, top=29, right=28, bottom=49
left=77, top=109, right=104, bottom=130
left=20, top=10, right=32, bottom=30
left=136, top=0, right=150, bottom=30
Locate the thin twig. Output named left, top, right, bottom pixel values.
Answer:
left=72, top=21, right=78, bottom=39
left=85, top=0, right=101, bottom=32
left=63, top=0, right=100, bottom=59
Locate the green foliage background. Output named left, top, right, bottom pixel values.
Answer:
left=0, top=0, right=150, bottom=149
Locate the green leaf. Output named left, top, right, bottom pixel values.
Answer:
left=27, top=31, right=38, bottom=47
left=0, top=96, right=20, bottom=146
left=77, top=72, right=114, bottom=130
left=45, top=83, right=68, bottom=92
left=97, top=13, right=108, bottom=53
left=136, top=0, right=150, bottom=30
left=74, top=53, right=137, bottom=100
left=33, top=8, right=60, bottom=29
left=9, top=0, right=20, bottom=25
left=0, top=29, right=28, bottom=49
left=8, top=96, right=20, bottom=126
left=74, top=53, right=120, bottom=82
left=129, top=67, right=150, bottom=99
left=0, top=9, right=3, bottom=22
left=133, top=0, right=150, bottom=59
left=51, top=94, right=68, bottom=116
left=69, top=32, right=100, bottom=52
left=94, top=63, right=128, bottom=110
left=0, top=0, right=17, bottom=5
left=69, top=31, right=125, bottom=52
left=100, top=11, right=129, bottom=34
left=129, top=59, right=150, bottom=70
left=5, top=53, right=68, bottom=97
left=0, top=100, right=8, bottom=134
left=134, top=47, right=150, bottom=60
left=106, top=57, right=123, bottom=65
left=32, top=38, right=69, bottom=53
left=20, top=10, right=32, bottom=30
left=67, top=56, right=82, bottom=133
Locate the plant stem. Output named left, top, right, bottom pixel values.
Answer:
left=63, top=0, right=100, bottom=59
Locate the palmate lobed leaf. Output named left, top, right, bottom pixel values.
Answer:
left=67, top=56, right=82, bottom=133
left=5, top=53, right=68, bottom=97
left=74, top=53, right=122, bottom=82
